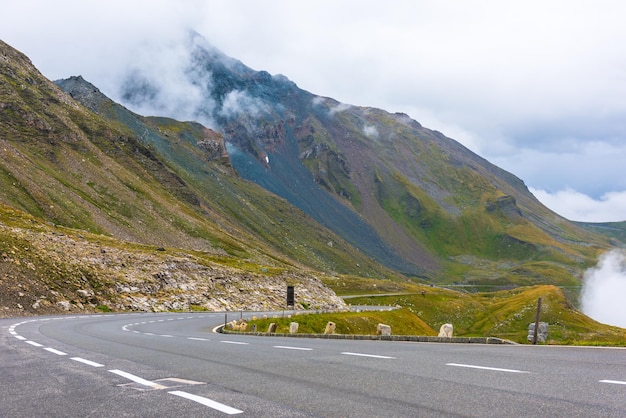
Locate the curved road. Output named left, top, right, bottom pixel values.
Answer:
left=1, top=312, right=625, bottom=417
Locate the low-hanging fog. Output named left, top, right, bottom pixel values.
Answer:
left=580, top=249, right=626, bottom=329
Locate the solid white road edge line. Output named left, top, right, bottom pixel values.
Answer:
left=71, top=357, right=104, bottom=367
left=599, top=379, right=626, bottom=385
left=43, top=347, right=67, bottom=355
left=25, top=340, right=43, bottom=347
left=108, top=369, right=166, bottom=389
left=168, top=390, right=243, bottom=415
left=341, top=352, right=396, bottom=359
left=446, top=363, right=530, bottom=373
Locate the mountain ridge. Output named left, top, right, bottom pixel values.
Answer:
left=109, top=33, right=614, bottom=285
left=1, top=35, right=621, bottom=300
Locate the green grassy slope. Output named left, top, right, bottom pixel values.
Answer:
left=0, top=40, right=401, bottom=280
left=344, top=284, right=626, bottom=345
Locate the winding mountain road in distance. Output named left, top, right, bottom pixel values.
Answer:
left=1, top=312, right=625, bottom=417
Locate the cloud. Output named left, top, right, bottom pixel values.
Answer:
left=219, top=90, right=268, bottom=119
left=328, top=103, right=352, bottom=116
left=580, top=249, right=626, bottom=328
left=118, top=35, right=217, bottom=127
left=3, top=0, right=626, bottom=222
left=493, top=141, right=626, bottom=200
left=530, top=188, right=626, bottom=223
left=362, top=125, right=379, bottom=139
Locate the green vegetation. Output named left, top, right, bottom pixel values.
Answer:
left=344, top=285, right=626, bottom=345
left=241, top=308, right=435, bottom=336
left=2, top=39, right=624, bottom=346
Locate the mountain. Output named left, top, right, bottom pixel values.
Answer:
left=1, top=37, right=407, bottom=316
left=0, top=33, right=618, bottom=319
left=114, top=33, right=614, bottom=286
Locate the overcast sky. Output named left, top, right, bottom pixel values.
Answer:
left=3, top=0, right=626, bottom=222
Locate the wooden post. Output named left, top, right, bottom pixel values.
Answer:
left=532, top=297, right=542, bottom=345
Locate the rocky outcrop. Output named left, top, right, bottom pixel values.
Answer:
left=485, top=195, right=523, bottom=218
left=0, top=220, right=346, bottom=317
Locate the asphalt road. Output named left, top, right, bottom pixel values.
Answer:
left=1, top=312, right=625, bottom=417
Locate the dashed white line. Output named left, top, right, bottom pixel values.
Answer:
left=446, top=363, right=530, bottom=373
left=169, top=390, right=243, bottom=415
left=600, top=379, right=626, bottom=385
left=274, top=345, right=313, bottom=351
left=43, top=347, right=67, bottom=356
left=220, top=341, right=249, bottom=345
left=14, top=335, right=26, bottom=341
left=71, top=357, right=104, bottom=367
left=341, top=352, right=396, bottom=359
left=25, top=341, right=43, bottom=347
left=188, top=337, right=209, bottom=341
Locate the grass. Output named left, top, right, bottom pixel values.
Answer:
left=239, top=308, right=435, bottom=336
left=234, top=282, right=626, bottom=346
left=344, top=285, right=626, bottom=345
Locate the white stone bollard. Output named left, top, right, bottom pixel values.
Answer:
left=377, top=323, right=391, bottom=336
left=438, top=323, right=453, bottom=337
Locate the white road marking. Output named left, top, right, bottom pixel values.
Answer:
left=188, top=337, right=209, bottom=341
left=220, top=341, right=249, bottom=345
left=169, top=390, right=243, bottom=415
left=600, top=379, right=626, bottom=385
left=341, top=352, right=396, bottom=359
left=25, top=341, right=43, bottom=347
left=274, top=345, right=313, bottom=351
left=108, top=369, right=166, bottom=389
left=159, top=334, right=174, bottom=338
left=15, top=335, right=26, bottom=340
left=71, top=357, right=104, bottom=367
left=43, top=347, right=67, bottom=356
left=446, top=363, right=530, bottom=373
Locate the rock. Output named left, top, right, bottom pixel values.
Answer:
left=267, top=323, right=277, bottom=333
left=289, top=322, right=299, bottom=334
left=324, top=321, right=336, bottom=334
left=57, top=301, right=71, bottom=311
